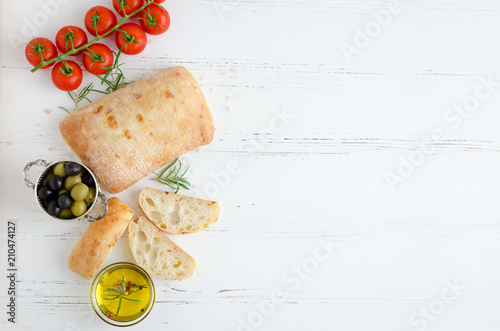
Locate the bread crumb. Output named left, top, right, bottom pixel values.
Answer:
left=7, top=142, right=13, bottom=146
left=226, top=95, right=232, bottom=101
left=48, top=146, right=55, bottom=151
left=236, top=93, right=241, bottom=98
left=227, top=105, right=233, bottom=113
left=231, top=67, right=239, bottom=73
left=44, top=109, right=51, bottom=114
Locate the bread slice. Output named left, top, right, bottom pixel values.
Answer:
left=139, top=187, right=220, bottom=234
left=128, top=216, right=196, bottom=280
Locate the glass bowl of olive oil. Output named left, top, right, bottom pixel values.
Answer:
left=91, top=262, right=155, bottom=327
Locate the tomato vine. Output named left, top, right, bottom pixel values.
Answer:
left=30, top=0, right=161, bottom=73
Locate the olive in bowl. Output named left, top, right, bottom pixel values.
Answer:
left=24, top=159, right=108, bottom=222
left=37, top=162, right=97, bottom=219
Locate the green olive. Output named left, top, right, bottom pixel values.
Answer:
left=53, top=162, right=66, bottom=177
left=84, top=187, right=96, bottom=204
left=71, top=183, right=89, bottom=201
left=70, top=201, right=87, bottom=217
left=59, top=208, right=73, bottom=219
left=65, top=175, right=82, bottom=191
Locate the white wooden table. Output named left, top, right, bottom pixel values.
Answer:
left=2, top=0, right=500, bottom=330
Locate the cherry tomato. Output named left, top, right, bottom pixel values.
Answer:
left=138, top=4, right=170, bottom=35
left=113, top=0, right=143, bottom=17
left=152, top=0, right=165, bottom=3
left=55, top=26, right=88, bottom=56
left=84, top=6, right=117, bottom=37
left=25, top=37, right=58, bottom=69
left=51, top=61, right=83, bottom=91
left=82, top=43, right=114, bottom=75
left=115, top=23, right=147, bottom=55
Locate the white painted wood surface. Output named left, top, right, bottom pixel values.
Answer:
left=2, top=0, right=500, bottom=330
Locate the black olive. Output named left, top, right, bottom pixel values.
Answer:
left=48, top=175, right=64, bottom=191
left=81, top=172, right=94, bottom=187
left=65, top=162, right=82, bottom=176
left=47, top=199, right=61, bottom=217
left=38, top=186, right=54, bottom=200
left=57, top=193, right=73, bottom=209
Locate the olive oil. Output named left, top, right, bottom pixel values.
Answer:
left=91, top=263, right=155, bottom=326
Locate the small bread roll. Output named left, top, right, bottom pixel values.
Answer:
left=68, top=197, right=134, bottom=280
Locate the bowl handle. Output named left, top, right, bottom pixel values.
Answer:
left=82, top=192, right=108, bottom=222
left=23, top=159, right=50, bottom=189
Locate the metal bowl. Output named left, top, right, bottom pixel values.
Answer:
left=23, top=159, right=108, bottom=222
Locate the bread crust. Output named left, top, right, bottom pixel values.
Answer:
left=59, top=66, right=214, bottom=193
left=68, top=197, right=134, bottom=280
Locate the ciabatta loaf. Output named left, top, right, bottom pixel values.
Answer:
left=128, top=216, right=196, bottom=280
left=139, top=187, right=220, bottom=234
left=59, top=66, right=214, bottom=193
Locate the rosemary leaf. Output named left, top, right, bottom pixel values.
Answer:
left=153, top=158, right=191, bottom=193
left=122, top=297, right=141, bottom=302
left=116, top=296, right=123, bottom=316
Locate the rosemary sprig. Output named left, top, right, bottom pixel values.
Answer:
left=98, top=48, right=133, bottom=94
left=153, top=158, right=191, bottom=193
left=58, top=82, right=107, bottom=113
left=102, top=275, right=148, bottom=317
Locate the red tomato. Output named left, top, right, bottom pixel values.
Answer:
left=51, top=61, right=83, bottom=91
left=152, top=0, right=165, bottom=3
left=55, top=26, right=88, bottom=56
left=113, top=0, right=143, bottom=16
left=138, top=4, right=170, bottom=35
left=115, top=23, right=147, bottom=55
left=25, top=37, right=58, bottom=69
left=84, top=6, right=117, bottom=37
left=82, top=43, right=114, bottom=75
